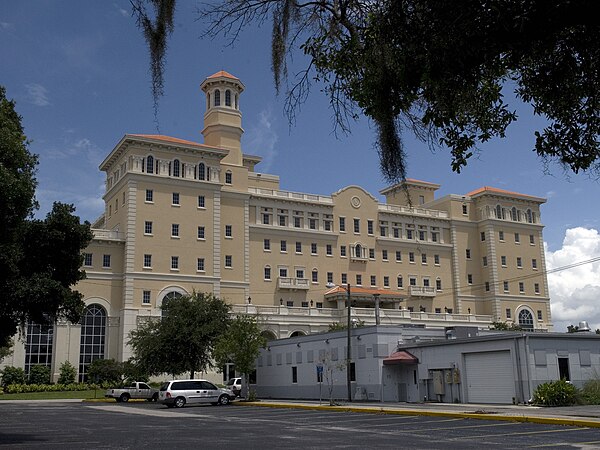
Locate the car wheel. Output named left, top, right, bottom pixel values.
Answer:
left=120, top=393, right=130, bottom=403
left=152, top=393, right=159, bottom=402
left=174, top=397, right=186, bottom=408
left=218, top=395, right=230, bottom=406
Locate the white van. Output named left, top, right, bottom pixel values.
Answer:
left=158, top=379, right=236, bottom=408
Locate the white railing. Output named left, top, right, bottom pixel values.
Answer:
left=277, top=277, right=310, bottom=290
left=409, top=286, right=437, bottom=297
left=249, top=187, right=333, bottom=204
left=378, top=204, right=449, bottom=219
left=92, top=229, right=125, bottom=241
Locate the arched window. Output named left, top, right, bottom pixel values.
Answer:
left=518, top=309, right=534, bottom=331
left=225, top=89, right=231, bottom=106
left=146, top=155, right=154, bottom=174
left=261, top=330, right=277, bottom=341
left=173, top=159, right=180, bottom=177
left=25, top=321, right=54, bottom=376
left=198, top=163, right=205, bottom=180
left=79, top=304, right=107, bottom=382
left=355, top=244, right=362, bottom=258
left=496, top=204, right=502, bottom=219
left=526, top=209, right=533, bottom=223
left=225, top=170, right=232, bottom=184
left=511, top=207, right=518, bottom=221
left=161, top=291, right=183, bottom=318
left=397, top=275, right=403, bottom=288
left=214, top=90, right=221, bottom=106
left=290, top=331, right=306, bottom=337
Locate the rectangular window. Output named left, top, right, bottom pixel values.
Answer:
left=467, top=274, right=473, bottom=285
left=434, top=254, right=440, bottom=265
left=532, top=258, right=538, bottom=269
left=431, top=232, right=438, bottom=242
left=537, top=310, right=543, bottom=320
left=279, top=267, right=288, bottom=277
left=466, top=249, right=471, bottom=259
left=501, top=256, right=507, bottom=266
left=145, top=189, right=153, bottom=202
left=340, top=246, right=347, bottom=257
left=324, top=220, right=332, bottom=231
left=356, top=274, right=362, bottom=286
left=309, top=218, right=316, bottom=230
left=482, top=256, right=487, bottom=267
left=485, top=281, right=490, bottom=291
left=423, top=278, right=430, bottom=287
left=499, top=230, right=504, bottom=241
left=278, top=215, right=286, bottom=227
left=384, top=276, right=389, bottom=288
left=393, top=227, right=400, bottom=238
left=327, top=272, right=333, bottom=284
left=294, top=216, right=301, bottom=228
left=530, top=234, right=535, bottom=245
left=84, top=253, right=93, bottom=266
left=503, top=281, right=509, bottom=292
left=353, top=218, right=360, bottom=233
left=264, top=239, right=270, bottom=251
left=419, top=230, right=426, bottom=241
left=197, top=258, right=205, bottom=272
left=295, top=241, right=302, bottom=254
left=421, top=253, right=427, bottom=264
left=198, top=195, right=205, bottom=208
left=312, top=271, right=318, bottom=282
left=296, top=269, right=305, bottom=279
left=517, top=257, right=523, bottom=268
left=462, top=204, right=468, bottom=215
left=341, top=273, right=347, bottom=284
left=144, top=221, right=153, bottom=235
left=406, top=229, right=413, bottom=240
left=515, top=232, right=520, bottom=243
left=225, top=225, right=232, bottom=238
left=382, top=249, right=388, bottom=261
left=171, top=256, right=179, bottom=270
left=171, top=223, right=179, bottom=237
left=172, top=192, right=180, bottom=205
left=535, top=283, right=540, bottom=294
left=397, top=276, right=403, bottom=288
left=281, top=240, right=287, bottom=252
left=380, top=226, right=387, bottom=237
left=263, top=213, right=270, bottom=225
left=370, top=275, right=376, bottom=286
left=519, top=282, right=524, bottom=293
left=302, top=301, right=309, bottom=308
left=142, top=290, right=151, bottom=304
left=339, top=217, right=346, bottom=232
left=286, top=300, right=294, bottom=307
left=395, top=251, right=402, bottom=262
left=480, top=231, right=486, bottom=241
left=316, top=302, right=323, bottom=309
left=292, top=367, right=298, bottom=383
left=225, top=172, right=232, bottom=184
left=409, top=277, right=417, bottom=286
left=264, top=266, right=271, bottom=280
left=369, top=248, right=375, bottom=259
left=436, top=279, right=442, bottom=290
left=409, top=252, right=415, bottom=263
left=197, top=226, right=205, bottom=239
left=143, top=254, right=152, bottom=268
left=326, top=244, right=332, bottom=256
left=367, top=220, right=374, bottom=235
left=506, top=308, right=512, bottom=319
left=225, top=255, right=232, bottom=268
left=102, top=254, right=111, bottom=268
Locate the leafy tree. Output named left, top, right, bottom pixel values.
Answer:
left=567, top=324, right=600, bottom=334
left=134, top=1, right=600, bottom=182
left=122, top=358, right=149, bottom=383
left=328, top=318, right=365, bottom=332
left=28, top=365, right=51, bottom=385
left=0, top=366, right=26, bottom=389
left=0, top=340, right=13, bottom=362
left=87, top=359, right=123, bottom=385
left=213, top=314, right=266, bottom=398
left=490, top=321, right=523, bottom=331
left=129, top=292, right=231, bottom=378
left=57, top=361, right=77, bottom=385
left=0, top=86, right=93, bottom=348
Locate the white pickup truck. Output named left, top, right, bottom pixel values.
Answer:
left=105, top=382, right=159, bottom=402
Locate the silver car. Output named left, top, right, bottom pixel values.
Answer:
left=158, top=379, right=235, bottom=408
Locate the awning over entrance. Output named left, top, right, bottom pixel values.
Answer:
left=383, top=350, right=419, bottom=365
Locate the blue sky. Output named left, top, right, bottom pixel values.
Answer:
left=2, top=1, right=599, bottom=330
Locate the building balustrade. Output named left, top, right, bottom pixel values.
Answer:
left=277, top=277, right=310, bottom=290
left=409, top=286, right=437, bottom=297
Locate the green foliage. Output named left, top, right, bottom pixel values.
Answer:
left=4, top=382, right=94, bottom=394
left=129, top=292, right=231, bottom=378
left=57, top=361, right=77, bottom=385
left=213, top=314, right=266, bottom=396
left=532, top=379, right=579, bottom=406
left=1, top=366, right=26, bottom=389
left=581, top=378, right=600, bottom=405
left=87, top=359, right=123, bottom=384
left=28, top=365, right=51, bottom=385
left=199, top=1, right=600, bottom=182
left=122, top=358, right=149, bottom=384
left=0, top=86, right=93, bottom=348
left=0, top=341, right=12, bottom=362
left=490, top=321, right=523, bottom=331
left=328, top=318, right=365, bottom=332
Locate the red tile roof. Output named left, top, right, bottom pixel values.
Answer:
left=129, top=134, right=210, bottom=148
left=207, top=70, right=240, bottom=80
left=383, top=350, right=419, bottom=365
left=467, top=186, right=542, bottom=200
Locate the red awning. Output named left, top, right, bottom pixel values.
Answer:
left=383, top=350, right=419, bottom=365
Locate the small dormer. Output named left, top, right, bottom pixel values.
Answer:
left=200, top=70, right=245, bottom=165
left=380, top=179, right=440, bottom=207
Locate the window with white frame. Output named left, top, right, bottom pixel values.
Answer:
left=384, top=276, right=389, bottom=287
left=102, top=254, right=111, bottom=268
left=534, top=283, right=540, bottom=294
left=198, top=195, right=205, bottom=208
left=311, top=243, right=317, bottom=255
left=197, top=258, right=205, bottom=272
left=225, top=225, right=232, bottom=238
left=295, top=241, right=302, bottom=254
left=503, top=281, right=509, bottom=292
left=327, top=272, right=333, bottom=283
left=367, top=220, right=374, bottom=235
left=436, top=278, right=442, bottom=290
left=172, top=192, right=180, bottom=205
left=143, top=254, right=152, bottom=268
left=326, top=244, right=332, bottom=256
left=264, top=239, right=270, bottom=251
left=341, top=273, right=347, bottom=284
left=369, top=248, right=375, bottom=259
left=499, top=230, right=504, bottom=241
left=145, top=189, right=153, bottom=202
left=501, top=255, right=507, bottom=266
left=264, top=266, right=271, bottom=280
left=370, top=275, right=376, bottom=286
left=225, top=255, right=232, bottom=268
left=356, top=274, right=362, bottom=285
left=409, top=252, right=415, bottom=263
left=171, top=256, right=179, bottom=270
left=84, top=253, right=93, bottom=266
left=515, top=232, right=520, bottom=243
left=312, top=269, right=318, bottom=283
left=396, top=250, right=402, bottom=262
left=482, top=256, right=487, bottom=266
left=296, top=268, right=304, bottom=279
left=517, top=257, right=522, bottom=268
left=279, top=267, right=288, bottom=277
left=144, top=221, right=153, bottom=235
left=434, top=254, right=440, bottom=265
left=421, top=253, right=427, bottom=264
left=281, top=240, right=287, bottom=252
left=309, top=218, right=317, bottom=230
left=409, top=276, right=417, bottom=286
left=143, top=290, right=151, bottom=304
left=171, top=224, right=179, bottom=238
left=353, top=218, right=360, bottom=233
left=532, top=258, right=537, bottom=269
left=467, top=274, right=473, bottom=284
left=225, top=171, right=232, bottom=184
left=340, top=245, right=347, bottom=257
left=382, top=249, right=388, bottom=261
left=197, top=226, right=205, bottom=239
left=519, top=282, right=524, bottom=293
left=530, top=234, right=535, bottom=245
left=397, top=275, right=403, bottom=288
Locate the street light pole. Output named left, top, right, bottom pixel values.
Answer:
left=346, top=283, right=352, bottom=403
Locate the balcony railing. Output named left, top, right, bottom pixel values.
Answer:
left=278, top=277, right=310, bottom=290
left=409, top=286, right=437, bottom=297
left=92, top=229, right=125, bottom=241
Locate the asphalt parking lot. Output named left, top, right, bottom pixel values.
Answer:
left=1, top=401, right=600, bottom=449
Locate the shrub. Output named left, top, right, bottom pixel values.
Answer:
left=532, top=379, right=579, bottom=406
left=581, top=378, right=600, bottom=405
left=86, top=359, right=123, bottom=384
left=28, top=365, right=51, bottom=385
left=58, top=361, right=77, bottom=384
left=1, top=366, right=26, bottom=389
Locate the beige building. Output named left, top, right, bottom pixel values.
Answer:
left=1, top=71, right=552, bottom=381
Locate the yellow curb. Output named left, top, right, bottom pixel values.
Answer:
left=235, top=402, right=600, bottom=428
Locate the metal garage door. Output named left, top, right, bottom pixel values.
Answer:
left=464, top=351, right=515, bottom=404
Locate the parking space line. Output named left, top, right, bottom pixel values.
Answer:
left=528, top=440, right=600, bottom=448
left=455, top=427, right=589, bottom=440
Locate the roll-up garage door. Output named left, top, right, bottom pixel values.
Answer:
left=464, top=351, right=515, bottom=404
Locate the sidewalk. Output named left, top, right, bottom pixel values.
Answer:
left=237, top=399, right=600, bottom=428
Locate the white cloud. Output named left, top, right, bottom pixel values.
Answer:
left=546, top=227, right=600, bottom=333
left=46, top=137, right=103, bottom=165
left=245, top=108, right=278, bottom=172
left=115, top=4, right=129, bottom=17
left=25, top=83, right=50, bottom=106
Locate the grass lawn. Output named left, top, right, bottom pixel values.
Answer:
left=0, top=390, right=104, bottom=401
